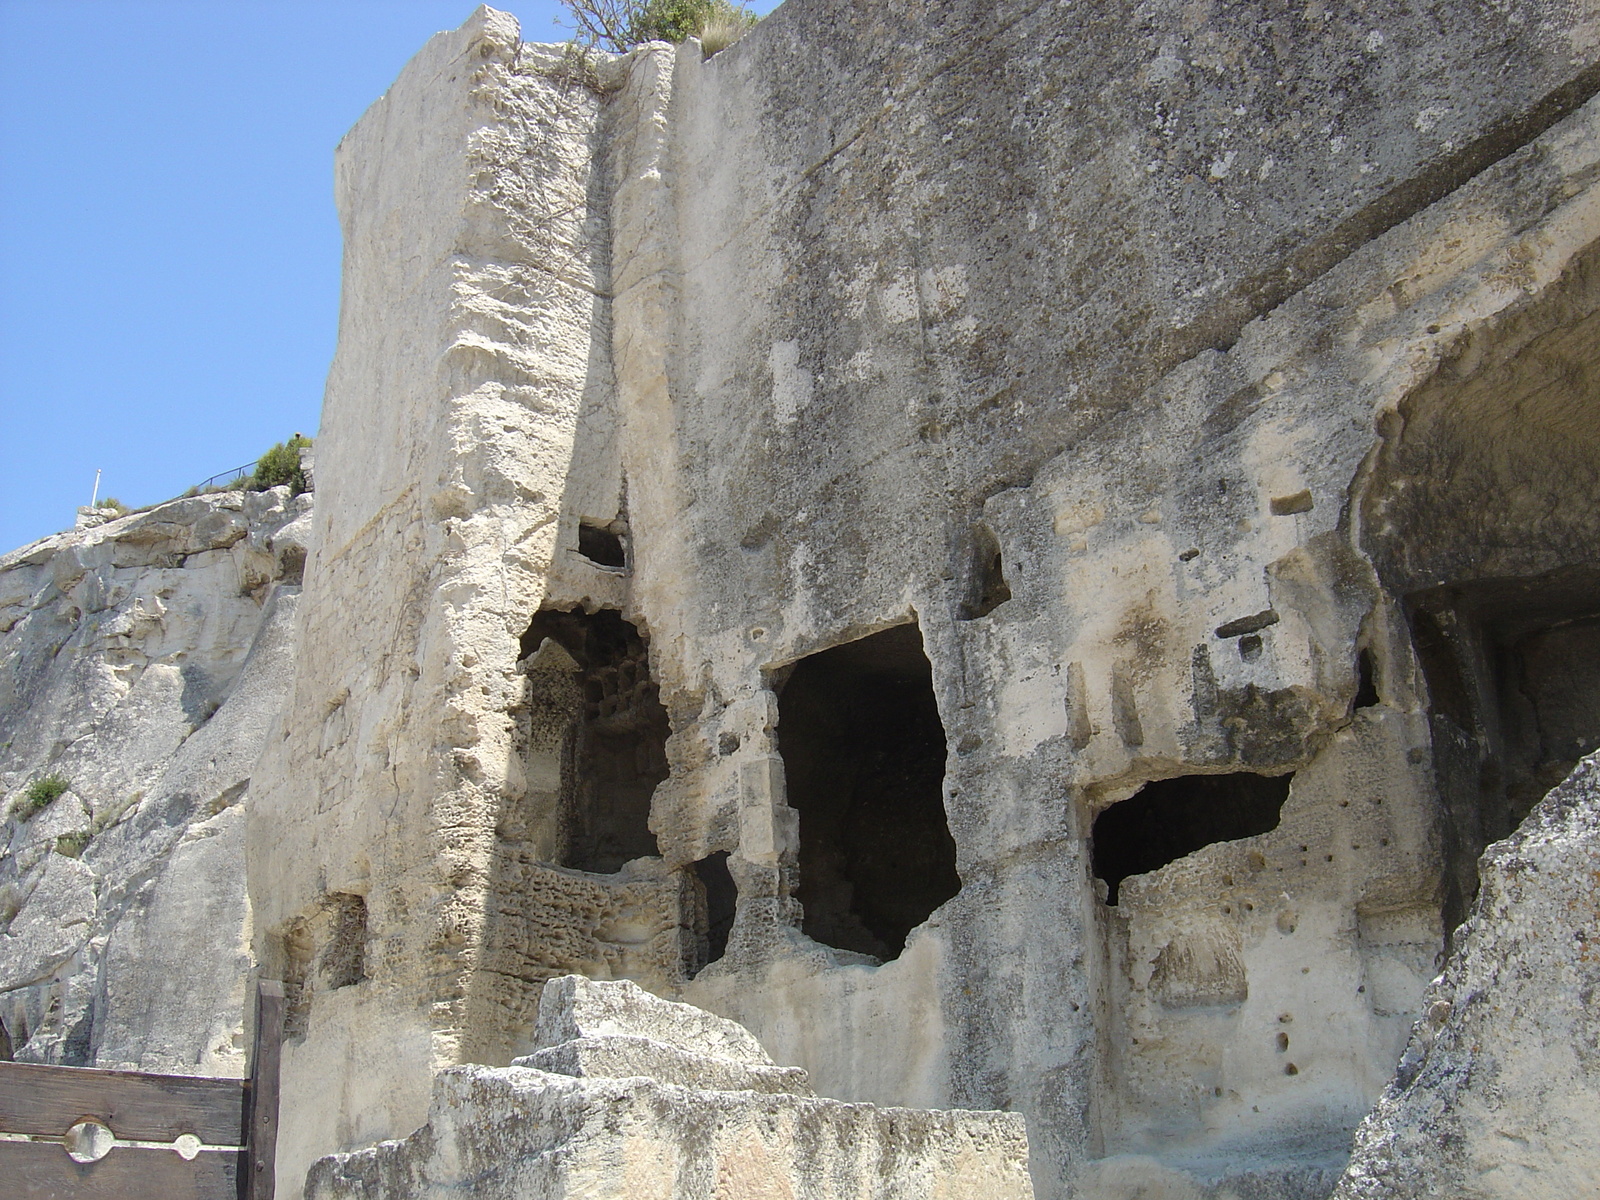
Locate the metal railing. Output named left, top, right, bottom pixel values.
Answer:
left=191, top=461, right=258, bottom=494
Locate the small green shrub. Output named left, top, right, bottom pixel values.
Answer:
left=634, top=0, right=756, bottom=50
left=560, top=0, right=756, bottom=53
left=96, top=497, right=129, bottom=514
left=55, top=830, right=90, bottom=858
left=251, top=435, right=312, bottom=495
left=15, top=774, right=70, bottom=822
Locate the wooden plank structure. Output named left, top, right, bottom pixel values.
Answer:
left=0, top=979, right=283, bottom=1200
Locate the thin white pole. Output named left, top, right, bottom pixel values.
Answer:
left=90, top=469, right=102, bottom=508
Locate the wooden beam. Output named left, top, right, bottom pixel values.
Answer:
left=245, top=979, right=284, bottom=1200
left=0, top=1061, right=245, bottom=1145
left=0, top=1138, right=241, bottom=1200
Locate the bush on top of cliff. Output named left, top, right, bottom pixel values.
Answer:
left=560, top=0, right=757, bottom=55
left=251, top=435, right=311, bottom=496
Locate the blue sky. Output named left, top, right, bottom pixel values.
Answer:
left=0, top=0, right=578, bottom=553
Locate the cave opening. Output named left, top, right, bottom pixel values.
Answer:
left=1407, top=569, right=1600, bottom=928
left=1091, top=772, right=1293, bottom=905
left=1360, top=269, right=1600, bottom=932
left=691, top=851, right=736, bottom=976
left=774, top=622, right=960, bottom=960
left=1353, top=647, right=1381, bottom=710
left=577, top=521, right=627, bottom=569
left=520, top=607, right=667, bottom=873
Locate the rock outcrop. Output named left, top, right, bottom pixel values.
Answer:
left=1331, top=751, right=1600, bottom=1200
left=6, top=2, right=1600, bottom=1199
left=242, top=4, right=1600, bottom=1198
left=0, top=488, right=309, bottom=1073
left=305, top=975, right=1033, bottom=1200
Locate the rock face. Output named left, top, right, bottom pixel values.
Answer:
left=1331, top=750, right=1600, bottom=1200
left=0, top=488, right=309, bottom=1073
left=243, top=3, right=1600, bottom=1198
left=304, top=975, right=1034, bottom=1200
left=0, top=2, right=1593, bottom=1198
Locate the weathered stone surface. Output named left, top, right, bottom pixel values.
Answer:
left=244, top=13, right=646, bottom=1190
left=305, top=976, right=1032, bottom=1200
left=0, top=847, right=96, bottom=993
left=517, top=1035, right=812, bottom=1096
left=534, top=974, right=773, bottom=1066
left=0, top=487, right=308, bottom=1072
left=515, top=976, right=812, bottom=1094
left=1331, top=751, right=1600, bottom=1200
left=234, top=2, right=1600, bottom=1196
left=0, top=0, right=1579, bottom=1196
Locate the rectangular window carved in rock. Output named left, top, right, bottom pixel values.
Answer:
left=519, top=608, right=667, bottom=873
left=1091, top=773, right=1292, bottom=905
left=280, top=891, right=368, bottom=1037
left=689, top=850, right=736, bottom=977
left=773, top=622, right=960, bottom=961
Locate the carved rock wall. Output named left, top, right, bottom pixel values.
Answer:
left=247, top=3, right=1600, bottom=1199
left=242, top=13, right=678, bottom=1193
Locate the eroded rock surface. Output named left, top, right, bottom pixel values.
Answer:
left=305, top=975, right=1033, bottom=1200
left=240, top=2, right=1600, bottom=1197
left=1332, top=751, right=1600, bottom=1199
left=10, top=3, right=1600, bottom=1195
left=0, top=488, right=309, bottom=1072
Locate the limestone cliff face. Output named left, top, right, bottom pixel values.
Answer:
left=244, top=3, right=1600, bottom=1198
left=0, top=488, right=309, bottom=1074
left=243, top=15, right=652, bottom=1182
left=0, top=2, right=1588, bottom=1199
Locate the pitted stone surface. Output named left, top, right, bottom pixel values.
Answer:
left=1331, top=752, right=1600, bottom=1199
left=306, top=976, right=1030, bottom=1199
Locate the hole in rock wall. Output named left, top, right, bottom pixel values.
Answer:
left=0, top=1016, right=11, bottom=1061
left=322, top=893, right=368, bottom=990
left=1362, top=261, right=1600, bottom=932
left=577, top=521, right=627, bottom=569
left=774, top=622, right=960, bottom=960
left=520, top=608, right=667, bottom=873
left=1092, top=773, right=1293, bottom=905
left=960, top=527, right=1012, bottom=619
left=281, top=892, right=368, bottom=1037
left=690, top=851, right=737, bottom=977
left=283, top=921, right=315, bottom=1038
left=1407, top=569, right=1600, bottom=929
left=1353, top=647, right=1381, bottom=710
